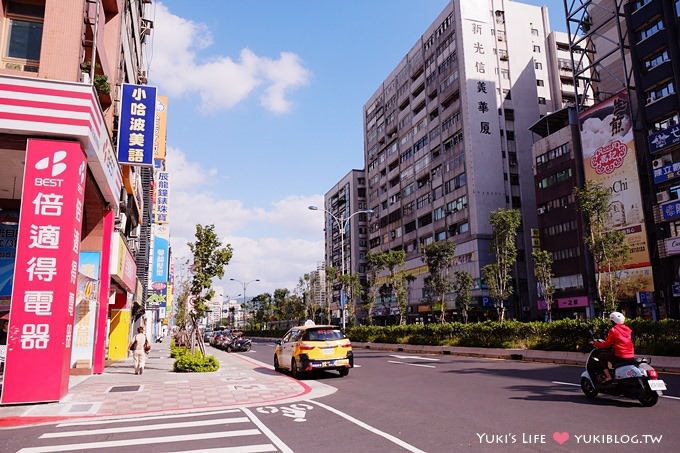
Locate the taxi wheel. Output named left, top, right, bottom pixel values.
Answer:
left=291, top=359, right=300, bottom=379
left=274, top=355, right=281, bottom=372
left=338, top=368, right=349, bottom=377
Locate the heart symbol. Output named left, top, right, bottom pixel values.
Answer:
left=553, top=432, right=570, bottom=445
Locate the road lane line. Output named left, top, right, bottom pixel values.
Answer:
left=40, top=417, right=250, bottom=438
left=388, top=360, right=436, bottom=369
left=310, top=400, right=427, bottom=453
left=18, top=429, right=262, bottom=453
left=389, top=354, right=440, bottom=361
left=242, top=407, right=294, bottom=453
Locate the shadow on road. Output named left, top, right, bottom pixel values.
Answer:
left=505, top=383, right=642, bottom=407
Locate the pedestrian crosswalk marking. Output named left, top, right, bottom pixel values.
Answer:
left=179, top=445, right=277, bottom=453
left=41, top=417, right=250, bottom=438
left=18, top=429, right=262, bottom=453
left=57, top=408, right=243, bottom=426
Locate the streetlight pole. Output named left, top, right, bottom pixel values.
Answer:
left=308, top=205, right=373, bottom=329
left=229, top=278, right=260, bottom=328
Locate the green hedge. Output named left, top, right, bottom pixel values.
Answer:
left=171, top=344, right=220, bottom=372
left=244, top=319, right=680, bottom=356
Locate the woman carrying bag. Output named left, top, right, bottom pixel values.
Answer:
left=129, top=326, right=151, bottom=375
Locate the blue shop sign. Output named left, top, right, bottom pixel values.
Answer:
left=648, top=124, right=680, bottom=153
left=653, top=161, right=680, bottom=184
left=661, top=200, right=680, bottom=221
left=117, top=83, right=157, bottom=166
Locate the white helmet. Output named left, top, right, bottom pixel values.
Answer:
left=609, top=311, right=625, bottom=325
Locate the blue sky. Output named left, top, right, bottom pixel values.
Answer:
left=149, top=0, right=568, bottom=298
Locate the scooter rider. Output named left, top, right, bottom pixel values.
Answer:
left=591, top=311, right=635, bottom=383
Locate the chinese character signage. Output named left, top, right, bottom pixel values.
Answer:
left=2, top=139, right=87, bottom=404
left=0, top=213, right=19, bottom=303
left=648, top=124, right=680, bottom=153
left=653, top=160, right=680, bottom=184
left=151, top=224, right=169, bottom=283
left=660, top=200, right=680, bottom=221
left=155, top=170, right=169, bottom=224
left=117, top=83, right=157, bottom=166
left=578, top=90, right=653, bottom=292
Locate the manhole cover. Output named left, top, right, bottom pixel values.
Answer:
left=109, top=385, right=141, bottom=393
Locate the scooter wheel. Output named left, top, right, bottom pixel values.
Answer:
left=639, top=391, right=658, bottom=407
left=581, top=377, right=598, bottom=399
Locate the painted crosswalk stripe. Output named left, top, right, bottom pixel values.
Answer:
left=56, top=409, right=243, bottom=426
left=18, top=429, right=262, bottom=453
left=179, top=445, right=277, bottom=453
left=41, top=417, right=250, bottom=438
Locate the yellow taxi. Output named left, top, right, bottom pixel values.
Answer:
left=273, top=322, right=353, bottom=378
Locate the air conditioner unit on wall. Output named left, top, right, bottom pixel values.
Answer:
left=653, top=158, right=668, bottom=169
left=657, top=191, right=670, bottom=203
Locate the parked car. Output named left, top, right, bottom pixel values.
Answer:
left=273, top=323, right=353, bottom=378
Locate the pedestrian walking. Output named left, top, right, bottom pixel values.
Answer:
left=129, top=326, right=150, bottom=375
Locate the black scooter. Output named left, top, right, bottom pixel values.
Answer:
left=226, top=336, right=252, bottom=353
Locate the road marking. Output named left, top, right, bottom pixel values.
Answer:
left=41, top=417, right=250, bottom=438
left=56, top=409, right=243, bottom=427
left=18, top=429, right=262, bottom=453
left=310, top=400, right=427, bottom=453
left=388, top=360, right=436, bottom=369
left=179, top=444, right=276, bottom=453
left=242, top=407, right=295, bottom=453
left=389, top=354, right=440, bottom=361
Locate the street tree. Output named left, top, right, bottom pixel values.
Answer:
left=574, top=181, right=633, bottom=314
left=532, top=248, right=556, bottom=322
left=481, top=208, right=521, bottom=322
left=452, top=271, right=473, bottom=324
left=324, top=266, right=339, bottom=324
left=421, top=241, right=457, bottom=323
left=340, top=272, right=362, bottom=326
left=365, top=252, right=386, bottom=325
left=187, top=224, right=233, bottom=353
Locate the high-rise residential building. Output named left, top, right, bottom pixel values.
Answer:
left=321, top=169, right=370, bottom=323
left=0, top=0, right=156, bottom=403
left=565, top=0, right=680, bottom=318
left=361, top=0, right=582, bottom=322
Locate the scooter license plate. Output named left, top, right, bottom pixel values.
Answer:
left=648, top=380, right=667, bottom=391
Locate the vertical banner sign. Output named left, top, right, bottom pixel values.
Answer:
left=155, top=171, right=169, bottom=224
left=579, top=90, right=654, bottom=291
left=2, top=139, right=87, bottom=404
left=154, top=95, right=168, bottom=161
left=117, top=83, right=157, bottom=167
left=151, top=224, right=170, bottom=283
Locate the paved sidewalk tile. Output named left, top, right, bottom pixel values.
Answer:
left=0, top=341, right=318, bottom=427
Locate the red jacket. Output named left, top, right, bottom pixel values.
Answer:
left=594, top=324, right=635, bottom=358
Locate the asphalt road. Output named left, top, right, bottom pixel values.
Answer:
left=4, top=340, right=679, bottom=453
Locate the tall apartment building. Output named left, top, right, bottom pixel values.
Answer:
left=0, top=0, right=155, bottom=403
left=565, top=0, right=680, bottom=318
left=322, top=169, right=370, bottom=323
left=361, top=0, right=587, bottom=322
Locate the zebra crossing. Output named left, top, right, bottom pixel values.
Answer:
left=16, top=408, right=293, bottom=453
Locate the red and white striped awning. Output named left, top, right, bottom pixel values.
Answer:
left=0, top=74, right=122, bottom=206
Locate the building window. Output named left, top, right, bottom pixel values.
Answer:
left=644, top=50, right=669, bottom=72
left=2, top=0, right=45, bottom=66
left=535, top=61, right=542, bottom=70
left=531, top=27, right=539, bottom=36
left=536, top=79, right=544, bottom=87
left=501, top=69, right=510, bottom=79
left=645, top=80, right=675, bottom=105
left=632, top=0, right=652, bottom=11
left=533, top=45, right=541, bottom=53
left=650, top=113, right=679, bottom=133
left=637, top=19, right=664, bottom=42
left=538, top=97, right=546, bottom=104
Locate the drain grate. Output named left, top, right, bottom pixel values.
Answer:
left=108, top=385, right=141, bottom=393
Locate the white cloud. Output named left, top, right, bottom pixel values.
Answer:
left=166, top=148, right=325, bottom=296
left=149, top=3, right=311, bottom=114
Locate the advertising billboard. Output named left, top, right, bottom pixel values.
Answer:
left=117, top=83, right=157, bottom=166
left=578, top=90, right=653, bottom=291
left=2, top=139, right=87, bottom=404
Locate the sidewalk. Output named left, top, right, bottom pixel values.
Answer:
left=0, top=340, right=326, bottom=428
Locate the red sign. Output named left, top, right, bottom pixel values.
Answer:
left=2, top=139, right=87, bottom=404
